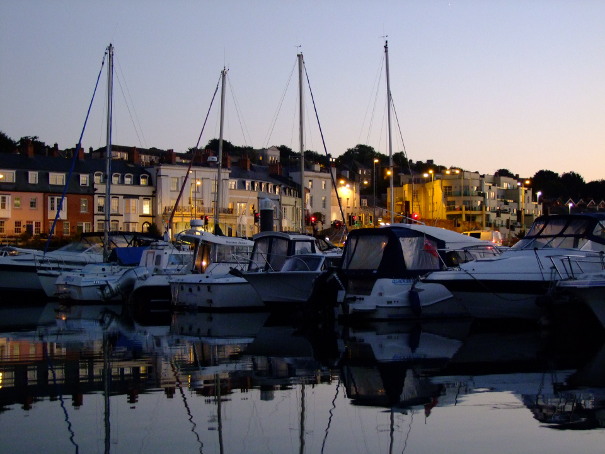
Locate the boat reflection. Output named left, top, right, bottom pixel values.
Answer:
left=1, top=304, right=604, bottom=453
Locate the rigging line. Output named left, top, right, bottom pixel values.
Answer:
left=43, top=342, right=80, bottom=453
left=44, top=48, right=107, bottom=254
left=114, top=69, right=145, bottom=147
left=226, top=76, right=253, bottom=147
left=302, top=59, right=348, bottom=234
left=167, top=73, right=221, bottom=234
left=263, top=57, right=297, bottom=148
left=170, top=360, right=204, bottom=453
left=114, top=56, right=147, bottom=147
left=361, top=54, right=385, bottom=146
left=320, top=379, right=340, bottom=454
left=390, top=99, right=412, bottom=174
left=401, top=409, right=414, bottom=453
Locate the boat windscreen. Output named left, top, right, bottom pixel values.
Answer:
left=342, top=234, right=388, bottom=270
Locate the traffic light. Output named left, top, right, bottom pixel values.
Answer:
left=310, top=215, right=316, bottom=225
left=254, top=212, right=260, bottom=223
left=411, top=212, right=421, bottom=221
left=204, top=215, right=209, bottom=225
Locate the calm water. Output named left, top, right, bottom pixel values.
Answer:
left=1, top=301, right=604, bottom=454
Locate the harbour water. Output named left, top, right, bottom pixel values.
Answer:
left=1, top=299, right=604, bottom=454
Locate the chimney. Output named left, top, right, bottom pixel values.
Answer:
left=77, top=146, right=85, bottom=160
left=269, top=162, right=282, bottom=176
left=167, top=149, right=176, bottom=164
left=51, top=143, right=60, bottom=158
left=240, top=155, right=251, bottom=171
left=23, top=139, right=34, bottom=157
left=128, top=146, right=140, bottom=164
left=222, top=153, right=231, bottom=169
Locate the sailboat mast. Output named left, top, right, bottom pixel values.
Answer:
left=214, top=68, right=227, bottom=234
left=104, top=43, right=114, bottom=261
left=385, top=40, right=395, bottom=221
left=298, top=53, right=305, bottom=233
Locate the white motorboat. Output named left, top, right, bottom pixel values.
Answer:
left=423, top=213, right=605, bottom=320
left=336, top=224, right=498, bottom=320
left=166, top=227, right=258, bottom=311
left=557, top=269, right=605, bottom=328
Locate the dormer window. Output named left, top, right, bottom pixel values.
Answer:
left=140, top=175, right=149, bottom=186
left=112, top=173, right=120, bottom=184
left=49, top=173, right=65, bottom=186
left=94, top=172, right=103, bottom=184
left=124, top=174, right=133, bottom=185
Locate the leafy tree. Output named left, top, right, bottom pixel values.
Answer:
left=532, top=170, right=562, bottom=199
left=0, top=131, right=17, bottom=153
left=495, top=168, right=515, bottom=178
left=560, top=172, right=585, bottom=199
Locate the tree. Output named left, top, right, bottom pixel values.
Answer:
left=0, top=131, right=17, bottom=153
left=495, top=168, right=515, bottom=178
left=560, top=172, right=585, bottom=199
left=532, top=170, right=563, bottom=199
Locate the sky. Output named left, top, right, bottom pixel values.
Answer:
left=1, top=0, right=604, bottom=182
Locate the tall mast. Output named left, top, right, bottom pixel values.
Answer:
left=214, top=68, right=227, bottom=235
left=298, top=53, right=305, bottom=233
left=103, top=43, right=114, bottom=261
left=385, top=40, right=395, bottom=221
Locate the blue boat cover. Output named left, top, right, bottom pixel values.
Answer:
left=109, top=246, right=147, bottom=265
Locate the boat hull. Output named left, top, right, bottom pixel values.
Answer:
left=241, top=270, right=321, bottom=307
left=170, top=274, right=264, bottom=310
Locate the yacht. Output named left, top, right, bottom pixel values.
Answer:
left=557, top=269, right=605, bottom=328
left=423, top=213, right=605, bottom=320
left=336, top=224, right=498, bottom=320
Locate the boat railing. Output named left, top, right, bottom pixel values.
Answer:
left=548, top=253, right=605, bottom=280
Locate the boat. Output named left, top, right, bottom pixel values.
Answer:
left=336, top=224, right=498, bottom=320
left=167, top=224, right=257, bottom=311
left=557, top=269, right=605, bottom=328
left=423, top=213, right=605, bottom=321
left=229, top=230, right=341, bottom=308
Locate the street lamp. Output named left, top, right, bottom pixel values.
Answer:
left=423, top=170, right=434, bottom=220
left=373, top=158, right=379, bottom=226
left=568, top=202, right=574, bottom=214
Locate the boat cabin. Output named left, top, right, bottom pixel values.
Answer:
left=247, top=231, right=318, bottom=272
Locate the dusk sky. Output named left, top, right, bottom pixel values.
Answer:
left=2, top=1, right=604, bottom=182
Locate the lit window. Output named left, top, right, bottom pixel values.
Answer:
left=49, top=173, right=65, bottom=185
left=142, top=198, right=151, bottom=215
left=14, top=197, right=21, bottom=209
left=94, top=172, right=103, bottom=184
left=124, top=174, right=133, bottom=185
left=80, top=199, right=88, bottom=213
left=140, top=175, right=149, bottom=185
left=28, top=171, right=38, bottom=184
left=80, top=174, right=89, bottom=186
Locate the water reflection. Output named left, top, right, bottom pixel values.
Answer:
left=1, top=302, right=604, bottom=453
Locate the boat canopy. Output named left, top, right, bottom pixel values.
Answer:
left=248, top=232, right=317, bottom=272
left=341, top=225, right=490, bottom=278
left=513, top=213, right=605, bottom=251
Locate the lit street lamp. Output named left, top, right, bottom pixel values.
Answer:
left=423, top=170, right=434, bottom=219
left=568, top=202, right=574, bottom=214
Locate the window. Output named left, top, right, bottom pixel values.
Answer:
left=97, top=197, right=105, bottom=213
left=142, top=198, right=151, bottom=215
left=125, top=199, right=137, bottom=214
left=112, top=173, right=120, bottom=184
left=124, top=174, right=133, bottom=185
left=140, top=175, right=149, bottom=186
left=236, top=202, right=247, bottom=216
left=49, top=196, right=63, bottom=212
left=28, top=171, right=38, bottom=184
left=245, top=181, right=251, bottom=190
left=94, top=172, right=103, bottom=184
left=77, top=222, right=92, bottom=233
left=14, top=197, right=21, bottom=209
left=229, top=180, right=236, bottom=190
left=29, top=197, right=37, bottom=209
left=0, top=195, right=7, bottom=210
left=49, top=173, right=65, bottom=185
left=111, top=197, right=119, bottom=214
left=124, top=222, right=138, bottom=232
left=308, top=179, right=313, bottom=189
left=322, top=180, right=327, bottom=190
left=63, top=221, right=70, bottom=236
left=170, top=177, right=179, bottom=191
left=443, top=185, right=453, bottom=197
left=14, top=220, right=22, bottom=234
left=0, top=170, right=15, bottom=183
left=110, top=220, right=119, bottom=231
left=322, top=196, right=326, bottom=209
left=26, top=221, right=41, bottom=235
left=80, top=174, right=89, bottom=186
left=80, top=198, right=88, bottom=213
left=96, top=221, right=104, bottom=231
